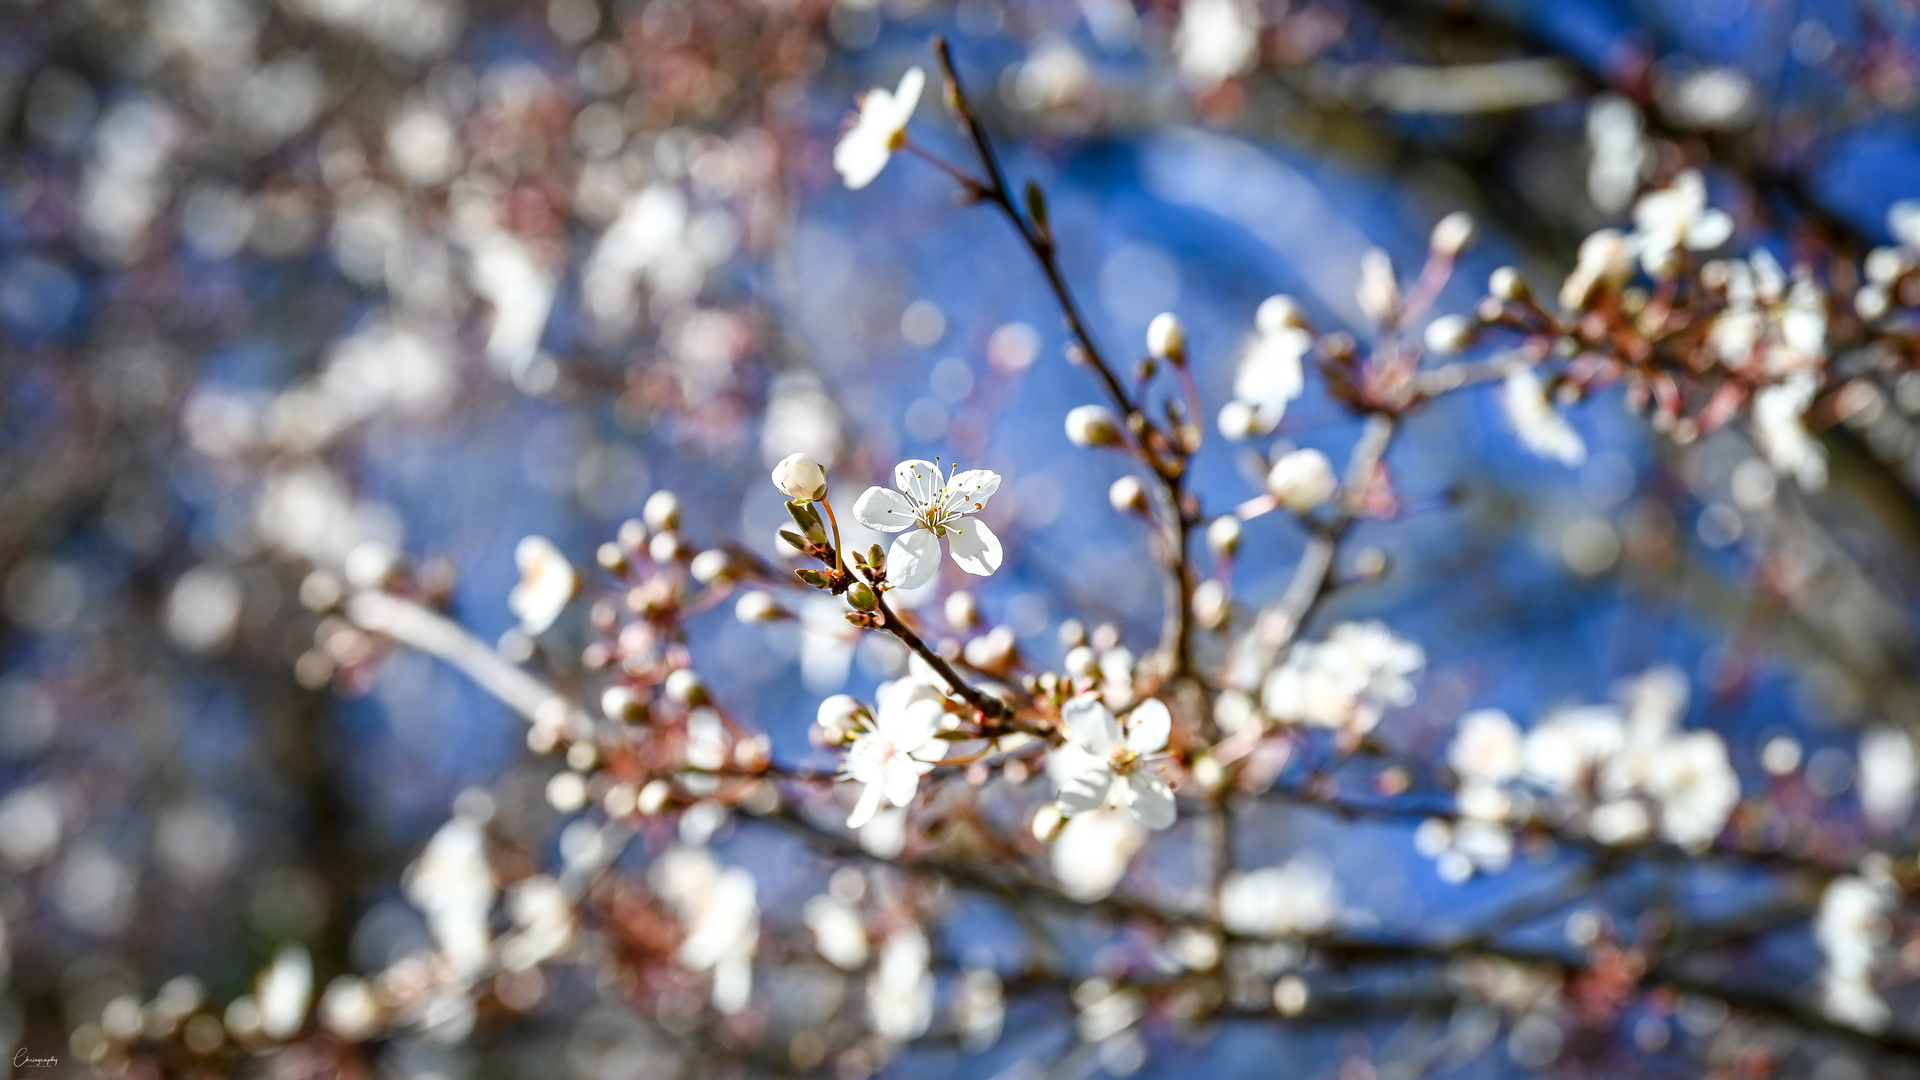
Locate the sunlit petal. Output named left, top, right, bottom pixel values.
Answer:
left=887, top=528, right=941, bottom=590
left=852, top=486, right=916, bottom=533
left=1126, top=771, right=1177, bottom=830
left=946, top=517, right=1002, bottom=577
left=894, top=459, right=941, bottom=507
left=1126, top=698, right=1172, bottom=755
left=1062, top=695, right=1121, bottom=755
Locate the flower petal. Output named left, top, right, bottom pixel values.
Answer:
left=847, top=780, right=884, bottom=829
left=941, top=469, right=1002, bottom=515
left=946, top=517, right=1002, bottom=577
left=894, top=459, right=941, bottom=507
left=1126, top=771, right=1177, bottom=830
left=1126, top=698, right=1172, bottom=755
left=1062, top=695, right=1121, bottom=755
left=833, top=129, right=890, bottom=191
left=882, top=759, right=923, bottom=808
left=1688, top=208, right=1734, bottom=251
left=886, top=528, right=941, bottom=590
left=885, top=696, right=945, bottom=753
left=890, top=68, right=926, bottom=124
left=852, top=485, right=916, bottom=533
left=1055, top=763, right=1115, bottom=816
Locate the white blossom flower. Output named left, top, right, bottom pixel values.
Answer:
left=651, top=845, right=759, bottom=1014
left=803, top=893, right=869, bottom=970
left=1261, top=621, right=1424, bottom=733
left=852, top=460, right=1003, bottom=589
left=256, top=945, right=312, bottom=1040
left=1859, top=727, right=1917, bottom=832
left=1587, top=798, right=1652, bottom=846
left=1586, top=95, right=1650, bottom=213
left=843, top=677, right=949, bottom=828
left=1047, top=696, right=1176, bottom=829
left=1219, top=857, right=1341, bottom=936
left=858, top=804, right=910, bottom=859
left=1265, top=448, right=1338, bottom=514
left=318, top=977, right=381, bottom=1042
left=508, top=535, right=576, bottom=634
left=1817, top=869, right=1895, bottom=1032
left=1523, top=705, right=1626, bottom=796
left=1224, top=296, right=1310, bottom=438
left=500, top=875, right=574, bottom=971
left=1449, top=710, right=1524, bottom=783
left=1643, top=730, right=1738, bottom=849
left=1752, top=373, right=1826, bottom=490
left=1559, top=228, right=1636, bottom=310
left=1631, top=169, right=1733, bottom=277
left=1050, top=806, right=1146, bottom=901
left=1774, top=277, right=1827, bottom=372
left=955, top=968, right=1005, bottom=1053
left=1173, top=0, right=1257, bottom=88
left=868, top=927, right=934, bottom=1042
left=1890, top=199, right=1920, bottom=249
left=404, top=811, right=495, bottom=979
left=834, top=68, right=924, bottom=190
left=771, top=451, right=828, bottom=501
left=1503, top=368, right=1586, bottom=466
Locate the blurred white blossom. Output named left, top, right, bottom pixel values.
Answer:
left=1048, top=697, right=1176, bottom=829
left=835, top=68, right=924, bottom=190
left=1262, top=621, right=1424, bottom=733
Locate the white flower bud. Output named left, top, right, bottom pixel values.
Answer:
left=1489, top=266, right=1529, bottom=302
left=637, top=779, right=671, bottom=815
left=1217, top=400, right=1263, bottom=441
left=770, top=452, right=829, bottom=501
left=962, top=626, right=1017, bottom=672
left=1064, top=644, right=1099, bottom=679
left=1265, top=448, right=1338, bottom=513
left=1065, top=404, right=1122, bottom=447
left=1146, top=312, right=1186, bottom=363
left=1206, top=515, right=1241, bottom=558
left=344, top=541, right=400, bottom=590
left=1429, top=211, right=1476, bottom=259
left=1108, top=475, right=1148, bottom=514
left=643, top=490, right=682, bottom=531
left=734, top=589, right=783, bottom=623
left=664, top=668, right=705, bottom=705
left=1356, top=249, right=1400, bottom=325
left=1255, top=295, right=1308, bottom=334
left=1192, top=579, right=1229, bottom=629
left=815, top=694, right=868, bottom=745
left=1865, top=246, right=1905, bottom=285
left=689, top=549, right=731, bottom=584
left=945, top=590, right=980, bottom=630
left=1422, top=314, right=1475, bottom=356
left=1857, top=284, right=1891, bottom=322
left=648, top=530, right=686, bottom=564
left=601, top=684, right=642, bottom=721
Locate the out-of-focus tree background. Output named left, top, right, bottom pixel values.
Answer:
left=5, top=0, right=1920, bottom=1077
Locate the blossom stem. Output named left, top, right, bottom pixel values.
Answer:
left=820, top=495, right=848, bottom=577
left=903, top=140, right=987, bottom=194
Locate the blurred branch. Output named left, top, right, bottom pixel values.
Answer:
left=343, top=590, right=594, bottom=736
